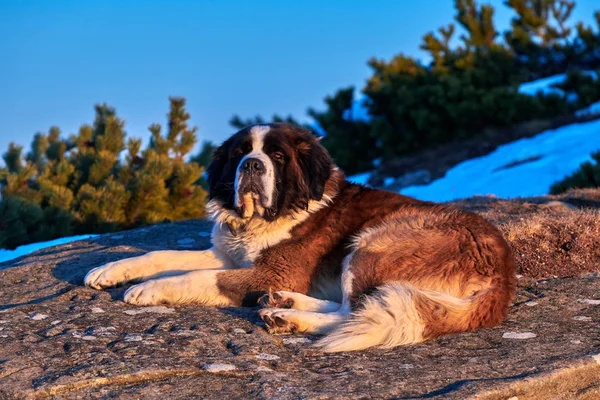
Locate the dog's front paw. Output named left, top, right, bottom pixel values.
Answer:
left=258, top=291, right=295, bottom=309
left=84, top=263, right=126, bottom=290
left=123, top=281, right=166, bottom=305
left=258, top=309, right=299, bottom=335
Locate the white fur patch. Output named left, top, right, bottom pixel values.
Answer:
left=339, top=252, right=357, bottom=311
left=316, top=282, right=426, bottom=352
left=124, top=270, right=233, bottom=306
left=270, top=291, right=341, bottom=312
left=235, top=125, right=275, bottom=209
left=207, top=197, right=334, bottom=267
left=250, top=125, right=270, bottom=141
left=260, top=308, right=349, bottom=335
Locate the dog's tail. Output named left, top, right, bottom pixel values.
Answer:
left=315, top=279, right=510, bottom=353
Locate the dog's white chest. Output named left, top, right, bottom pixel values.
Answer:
left=211, top=221, right=295, bottom=268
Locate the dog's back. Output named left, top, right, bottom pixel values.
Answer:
left=310, top=190, right=516, bottom=351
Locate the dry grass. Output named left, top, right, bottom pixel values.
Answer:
left=501, top=209, right=600, bottom=278
left=452, top=188, right=600, bottom=279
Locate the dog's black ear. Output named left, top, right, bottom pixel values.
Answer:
left=206, top=138, right=232, bottom=197
left=296, top=134, right=333, bottom=201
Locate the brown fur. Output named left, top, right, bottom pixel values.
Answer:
left=215, top=171, right=423, bottom=304
left=215, top=163, right=516, bottom=340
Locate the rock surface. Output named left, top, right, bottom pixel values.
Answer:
left=1, top=190, right=600, bottom=399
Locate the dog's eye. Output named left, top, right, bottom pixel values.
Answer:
left=273, top=152, right=284, bottom=161
left=233, top=148, right=244, bottom=157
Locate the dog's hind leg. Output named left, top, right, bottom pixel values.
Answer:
left=258, top=291, right=341, bottom=312
left=259, top=308, right=350, bottom=335
left=259, top=259, right=353, bottom=334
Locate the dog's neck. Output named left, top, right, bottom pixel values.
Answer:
left=206, top=167, right=344, bottom=235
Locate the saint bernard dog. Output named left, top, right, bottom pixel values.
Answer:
left=85, top=123, right=516, bottom=352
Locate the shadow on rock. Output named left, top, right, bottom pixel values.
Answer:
left=52, top=249, right=148, bottom=285
left=0, top=286, right=75, bottom=311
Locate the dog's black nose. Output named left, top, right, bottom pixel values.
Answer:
left=242, top=158, right=265, bottom=174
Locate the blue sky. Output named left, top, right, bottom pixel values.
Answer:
left=1, top=0, right=598, bottom=157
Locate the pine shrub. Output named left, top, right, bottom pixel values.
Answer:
left=0, top=97, right=208, bottom=249
left=230, top=1, right=600, bottom=175
left=550, top=150, right=600, bottom=194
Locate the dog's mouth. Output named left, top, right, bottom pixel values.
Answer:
left=238, top=190, right=262, bottom=219
left=236, top=186, right=276, bottom=220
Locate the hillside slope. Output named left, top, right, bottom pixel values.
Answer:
left=401, top=118, right=600, bottom=201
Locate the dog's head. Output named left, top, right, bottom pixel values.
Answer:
left=207, top=123, right=333, bottom=221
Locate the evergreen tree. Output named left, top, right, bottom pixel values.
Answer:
left=190, top=141, right=217, bottom=168
left=0, top=97, right=209, bottom=249
left=421, top=24, right=455, bottom=74
left=504, top=0, right=576, bottom=77
left=573, top=11, right=600, bottom=70
left=0, top=197, right=45, bottom=250
left=456, top=0, right=498, bottom=49
left=551, top=150, right=600, bottom=193
left=26, top=133, right=49, bottom=171
left=228, top=0, right=600, bottom=174
left=3, top=143, right=24, bottom=173
left=362, top=0, right=567, bottom=160
left=308, top=87, right=377, bottom=174
left=230, top=114, right=303, bottom=130
left=505, top=0, right=574, bottom=47
left=555, top=69, right=600, bottom=109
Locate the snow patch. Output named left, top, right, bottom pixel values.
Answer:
left=347, top=171, right=372, bottom=185
left=519, top=71, right=597, bottom=98
left=518, top=74, right=568, bottom=96
left=576, top=100, right=600, bottom=117
left=0, top=234, right=98, bottom=264
left=401, top=119, right=600, bottom=202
